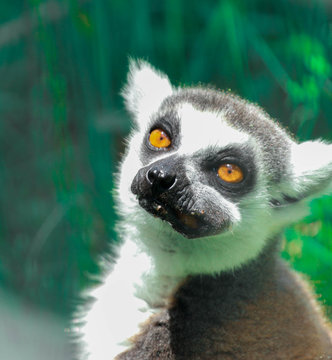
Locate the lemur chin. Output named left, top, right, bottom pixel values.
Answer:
left=75, top=60, right=332, bottom=360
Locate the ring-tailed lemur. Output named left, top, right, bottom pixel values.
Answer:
left=75, top=60, right=332, bottom=360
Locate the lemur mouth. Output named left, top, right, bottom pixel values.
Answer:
left=131, top=164, right=230, bottom=238
left=137, top=197, right=217, bottom=239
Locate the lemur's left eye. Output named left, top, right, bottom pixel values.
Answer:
left=149, top=128, right=171, bottom=149
left=217, top=163, right=244, bottom=183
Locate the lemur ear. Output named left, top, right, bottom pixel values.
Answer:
left=122, top=59, right=173, bottom=128
left=289, top=140, right=332, bottom=200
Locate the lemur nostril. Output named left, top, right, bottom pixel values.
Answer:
left=159, top=174, right=176, bottom=190
left=146, top=167, right=177, bottom=193
left=146, top=168, right=161, bottom=184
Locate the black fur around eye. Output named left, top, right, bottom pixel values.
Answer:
left=201, top=148, right=256, bottom=199
left=141, top=115, right=181, bottom=161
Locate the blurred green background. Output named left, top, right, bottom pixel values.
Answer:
left=0, top=0, right=331, bottom=355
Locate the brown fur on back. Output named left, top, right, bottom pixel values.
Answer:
left=117, top=240, right=332, bottom=360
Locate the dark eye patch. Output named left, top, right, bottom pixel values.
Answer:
left=199, top=145, right=257, bottom=200
left=140, top=112, right=181, bottom=165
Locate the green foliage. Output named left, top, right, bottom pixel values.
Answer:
left=282, top=196, right=332, bottom=318
left=0, top=0, right=331, bottom=319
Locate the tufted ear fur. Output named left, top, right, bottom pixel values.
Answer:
left=288, top=140, right=332, bottom=200
left=122, top=59, right=173, bottom=128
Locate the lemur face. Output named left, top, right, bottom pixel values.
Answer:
left=130, top=103, right=257, bottom=239
left=118, top=60, right=332, bottom=273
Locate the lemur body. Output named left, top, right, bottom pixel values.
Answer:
left=76, top=61, right=332, bottom=360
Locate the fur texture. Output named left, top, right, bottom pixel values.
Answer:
left=74, top=60, right=332, bottom=360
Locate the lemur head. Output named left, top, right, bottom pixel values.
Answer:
left=117, top=60, right=332, bottom=276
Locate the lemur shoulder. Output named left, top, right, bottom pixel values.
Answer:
left=75, top=60, right=332, bottom=360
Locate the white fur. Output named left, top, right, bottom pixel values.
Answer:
left=177, top=103, right=250, bottom=156
left=78, top=241, right=155, bottom=360
left=76, top=61, right=332, bottom=360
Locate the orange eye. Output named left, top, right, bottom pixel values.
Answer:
left=217, top=163, right=244, bottom=183
left=149, top=128, right=171, bottom=149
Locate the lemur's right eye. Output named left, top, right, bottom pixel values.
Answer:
left=149, top=128, right=171, bottom=149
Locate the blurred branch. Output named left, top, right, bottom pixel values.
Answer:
left=29, top=203, right=68, bottom=258
left=0, top=0, right=89, bottom=48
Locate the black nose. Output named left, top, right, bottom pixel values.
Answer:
left=146, top=166, right=177, bottom=195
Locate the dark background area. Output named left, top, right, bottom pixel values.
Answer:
left=0, top=0, right=331, bottom=356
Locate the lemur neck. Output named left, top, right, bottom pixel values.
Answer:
left=174, top=237, right=281, bottom=303
left=137, top=236, right=281, bottom=309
